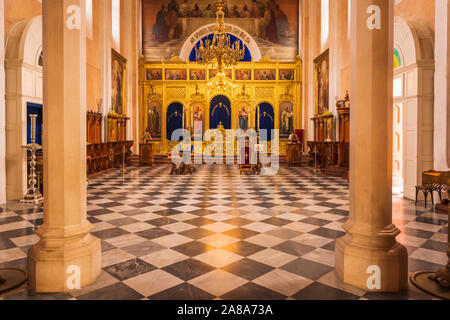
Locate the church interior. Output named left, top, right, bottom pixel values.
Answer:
left=0, top=0, right=449, bottom=301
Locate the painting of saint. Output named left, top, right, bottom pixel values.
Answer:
left=315, top=50, right=330, bottom=115
left=166, top=69, right=187, bottom=80
left=279, top=69, right=294, bottom=81
left=111, top=50, right=126, bottom=115
left=236, top=69, right=251, bottom=81
left=191, top=102, right=204, bottom=137
left=146, top=101, right=161, bottom=138
left=280, top=101, right=294, bottom=138
left=146, top=69, right=162, bottom=81
left=255, top=69, right=276, bottom=81
left=190, top=69, right=205, bottom=80
left=238, top=104, right=250, bottom=132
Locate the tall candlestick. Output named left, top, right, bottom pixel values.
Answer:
left=30, top=114, right=37, bottom=143
left=21, top=114, right=43, bottom=205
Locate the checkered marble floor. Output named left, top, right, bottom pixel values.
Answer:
left=0, top=164, right=447, bottom=300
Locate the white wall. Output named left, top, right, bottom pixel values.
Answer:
left=394, top=17, right=434, bottom=200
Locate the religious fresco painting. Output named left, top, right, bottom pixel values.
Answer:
left=279, top=69, right=294, bottom=80
left=146, top=68, right=163, bottom=80
left=279, top=101, right=294, bottom=139
left=166, top=69, right=187, bottom=80
left=314, top=49, right=329, bottom=115
left=111, top=49, right=127, bottom=115
left=142, top=0, right=299, bottom=61
left=236, top=69, right=252, bottom=81
left=191, top=102, right=205, bottom=138
left=236, top=102, right=250, bottom=132
left=190, top=69, right=206, bottom=80
left=209, top=69, right=232, bottom=79
left=255, top=69, right=276, bottom=80
left=146, top=101, right=162, bottom=139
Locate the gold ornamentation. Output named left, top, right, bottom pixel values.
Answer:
left=280, top=84, right=294, bottom=102
left=166, top=87, right=187, bottom=100
left=138, top=57, right=303, bottom=156
left=147, top=84, right=162, bottom=104
left=255, top=87, right=274, bottom=100
left=169, top=56, right=183, bottom=63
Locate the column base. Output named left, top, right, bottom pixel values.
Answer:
left=27, top=227, right=101, bottom=293
left=335, top=230, right=408, bottom=293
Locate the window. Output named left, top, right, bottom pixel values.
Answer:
left=112, top=0, right=120, bottom=48
left=393, top=77, right=402, bottom=98
left=86, top=0, right=93, bottom=40
left=394, top=48, right=402, bottom=69
left=321, top=0, right=330, bottom=50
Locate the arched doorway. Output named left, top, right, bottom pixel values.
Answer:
left=210, top=95, right=231, bottom=130
left=255, top=102, right=275, bottom=141
left=5, top=16, right=43, bottom=200
left=179, top=23, right=262, bottom=62
left=393, top=16, right=434, bottom=200
left=166, top=102, right=184, bottom=141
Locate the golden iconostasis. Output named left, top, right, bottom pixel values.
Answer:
left=139, top=56, right=302, bottom=155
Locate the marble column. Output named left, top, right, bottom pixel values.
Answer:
left=303, top=0, right=321, bottom=141
left=434, top=0, right=450, bottom=171
left=99, top=0, right=112, bottom=143
left=335, top=0, right=408, bottom=292
left=28, top=0, right=101, bottom=292
left=0, top=0, right=6, bottom=205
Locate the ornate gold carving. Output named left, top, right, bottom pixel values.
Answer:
left=147, top=84, right=162, bottom=104
left=169, top=56, right=183, bottom=63
left=166, top=87, right=187, bottom=100
left=190, top=83, right=205, bottom=102
left=255, top=87, right=274, bottom=100
left=138, top=58, right=303, bottom=155
left=280, top=84, right=294, bottom=102
left=236, top=83, right=250, bottom=102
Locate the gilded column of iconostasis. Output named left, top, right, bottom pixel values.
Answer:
left=139, top=0, right=302, bottom=156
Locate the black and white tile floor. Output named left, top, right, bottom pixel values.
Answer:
left=0, top=165, right=447, bottom=300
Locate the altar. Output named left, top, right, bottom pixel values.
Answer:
left=138, top=56, right=302, bottom=157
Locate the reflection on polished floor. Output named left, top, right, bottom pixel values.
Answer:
left=0, top=165, right=447, bottom=300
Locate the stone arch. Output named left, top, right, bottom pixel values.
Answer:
left=179, top=23, right=262, bottom=62
left=5, top=16, right=43, bottom=200
left=393, top=16, right=434, bottom=200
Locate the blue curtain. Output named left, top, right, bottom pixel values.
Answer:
left=256, top=102, right=275, bottom=141
left=27, top=102, right=43, bottom=145
left=210, top=95, right=231, bottom=130
left=190, top=33, right=252, bottom=62
left=166, top=102, right=184, bottom=141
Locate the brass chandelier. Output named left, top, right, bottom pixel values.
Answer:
left=195, top=1, right=245, bottom=74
